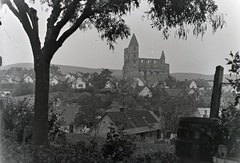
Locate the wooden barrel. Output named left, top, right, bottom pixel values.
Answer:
left=175, top=117, right=219, bottom=163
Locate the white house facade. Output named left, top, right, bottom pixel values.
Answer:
left=139, top=86, right=152, bottom=97
left=23, top=74, right=35, bottom=83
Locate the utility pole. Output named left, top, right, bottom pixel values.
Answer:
left=210, top=65, right=224, bottom=118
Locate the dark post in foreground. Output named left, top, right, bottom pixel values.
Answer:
left=210, top=65, right=224, bottom=118
left=0, top=56, right=2, bottom=131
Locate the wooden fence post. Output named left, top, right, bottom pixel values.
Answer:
left=210, top=65, right=224, bottom=118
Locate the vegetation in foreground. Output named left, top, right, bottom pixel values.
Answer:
left=1, top=137, right=176, bottom=163
left=0, top=98, right=176, bottom=163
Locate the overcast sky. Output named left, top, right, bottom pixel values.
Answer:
left=0, top=0, right=239, bottom=75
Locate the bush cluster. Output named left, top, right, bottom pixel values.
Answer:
left=2, top=98, right=66, bottom=145
left=218, top=104, right=240, bottom=158
left=101, top=126, right=136, bottom=162
left=1, top=136, right=176, bottom=163
left=2, top=98, right=34, bottom=144
left=127, top=150, right=175, bottom=163
left=1, top=98, right=176, bottom=162
left=0, top=137, right=104, bottom=163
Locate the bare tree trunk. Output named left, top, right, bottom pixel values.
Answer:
left=32, top=58, right=50, bottom=145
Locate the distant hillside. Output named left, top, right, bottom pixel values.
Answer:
left=0, top=63, right=122, bottom=79
left=171, top=72, right=230, bottom=82
left=171, top=73, right=214, bottom=81
left=1, top=63, right=231, bottom=81
left=0, top=63, right=34, bottom=70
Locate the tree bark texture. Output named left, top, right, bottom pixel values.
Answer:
left=32, top=58, right=50, bottom=145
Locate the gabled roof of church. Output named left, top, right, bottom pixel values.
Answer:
left=128, top=33, right=139, bottom=47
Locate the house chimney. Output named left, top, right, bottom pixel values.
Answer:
left=120, top=101, right=125, bottom=112
left=120, top=107, right=125, bottom=112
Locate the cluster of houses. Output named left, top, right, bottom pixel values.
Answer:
left=0, top=68, right=218, bottom=142
left=0, top=67, right=212, bottom=97
left=89, top=80, right=214, bottom=142
left=0, top=71, right=88, bottom=89
left=57, top=77, right=215, bottom=142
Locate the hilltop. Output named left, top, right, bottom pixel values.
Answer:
left=0, top=63, right=122, bottom=79
left=0, top=63, right=230, bottom=81
left=171, top=73, right=214, bottom=81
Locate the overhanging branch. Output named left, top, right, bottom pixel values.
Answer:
left=44, top=0, right=96, bottom=62
left=46, top=10, right=94, bottom=62
left=42, top=0, right=80, bottom=60
left=43, top=1, right=63, bottom=53
left=55, top=0, right=80, bottom=32
left=3, top=0, right=21, bottom=21
left=11, top=0, right=41, bottom=58
left=13, top=0, right=34, bottom=36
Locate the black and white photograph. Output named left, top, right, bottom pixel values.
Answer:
left=0, top=0, right=239, bottom=162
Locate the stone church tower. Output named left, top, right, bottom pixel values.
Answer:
left=122, top=34, right=170, bottom=85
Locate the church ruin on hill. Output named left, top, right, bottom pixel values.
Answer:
left=122, top=34, right=170, bottom=85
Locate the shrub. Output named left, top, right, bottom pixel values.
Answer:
left=101, top=125, right=136, bottom=162
left=50, top=82, right=71, bottom=92
left=2, top=98, right=66, bottom=145
left=1, top=98, right=175, bottom=162
left=2, top=98, right=33, bottom=144
left=128, top=150, right=176, bottom=163
left=218, top=104, right=240, bottom=157
left=48, top=101, right=66, bottom=144
left=130, top=142, right=176, bottom=163
left=0, top=137, right=106, bottom=163
left=13, top=83, right=35, bottom=96
left=0, top=135, right=34, bottom=163
left=1, top=123, right=176, bottom=162
left=218, top=51, right=240, bottom=158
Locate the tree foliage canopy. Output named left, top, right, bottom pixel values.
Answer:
left=146, top=0, right=224, bottom=38
left=90, top=69, right=113, bottom=90
left=1, top=0, right=225, bottom=51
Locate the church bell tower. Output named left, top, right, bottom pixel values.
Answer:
left=123, top=34, right=139, bottom=79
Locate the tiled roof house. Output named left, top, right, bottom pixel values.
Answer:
left=50, top=74, right=65, bottom=86
left=90, top=109, right=163, bottom=141
left=165, top=88, right=183, bottom=97
left=189, top=80, right=212, bottom=90
left=132, top=86, right=153, bottom=97
left=23, top=74, right=35, bottom=83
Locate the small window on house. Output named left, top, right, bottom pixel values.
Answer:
left=134, top=60, right=136, bottom=64
left=141, top=60, right=143, bottom=63
left=204, top=110, right=208, bottom=116
left=134, top=47, right=136, bottom=51
left=134, top=54, right=136, bottom=58
left=79, top=84, right=83, bottom=88
left=148, top=132, right=153, bottom=137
